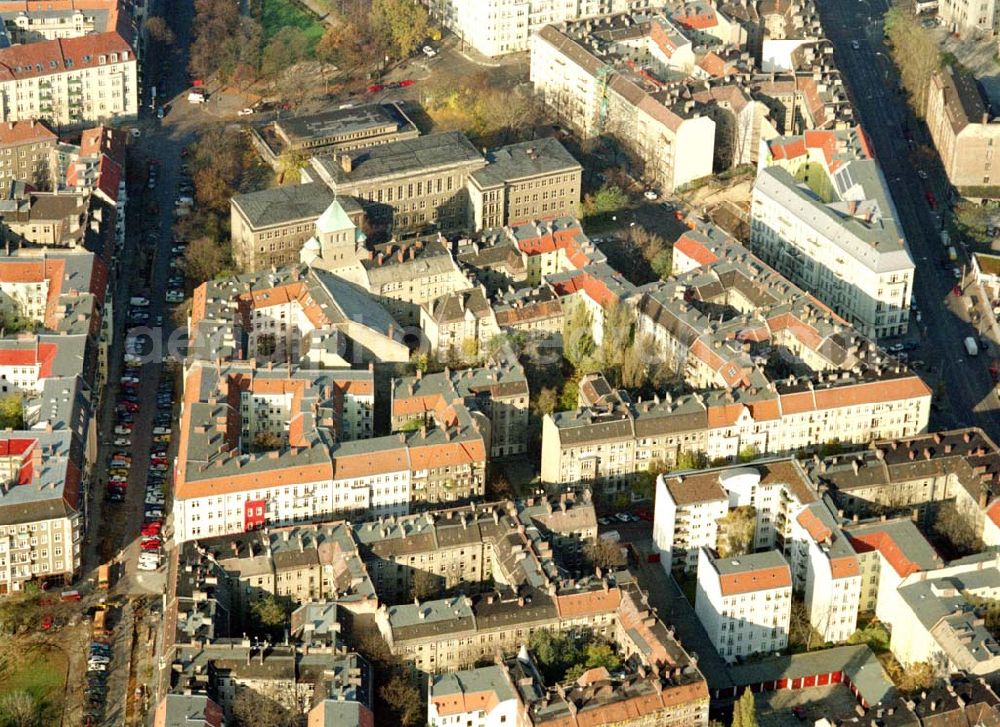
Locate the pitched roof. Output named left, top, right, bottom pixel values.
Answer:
left=712, top=551, right=792, bottom=595
left=231, top=182, right=334, bottom=230
left=0, top=119, right=56, bottom=147
left=0, top=31, right=132, bottom=81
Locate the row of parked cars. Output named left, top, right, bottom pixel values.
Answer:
left=84, top=637, right=112, bottom=724
left=140, top=372, right=174, bottom=571
left=166, top=169, right=193, bottom=304
left=108, top=298, right=155, bottom=497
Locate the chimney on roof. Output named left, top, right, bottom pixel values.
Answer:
left=340, top=154, right=352, bottom=174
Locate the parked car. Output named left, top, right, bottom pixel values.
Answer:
left=422, top=45, right=437, bottom=57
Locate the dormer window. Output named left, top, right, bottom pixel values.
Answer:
left=98, top=55, right=106, bottom=64
left=110, top=53, right=117, bottom=63
left=49, top=60, right=57, bottom=68
left=82, top=55, right=91, bottom=62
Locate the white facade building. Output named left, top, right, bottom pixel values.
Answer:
left=428, top=665, right=523, bottom=727
left=0, top=33, right=138, bottom=128
left=652, top=471, right=728, bottom=573
left=750, top=129, right=914, bottom=339
left=530, top=21, right=715, bottom=193
left=428, top=0, right=654, bottom=57
left=694, top=547, right=792, bottom=663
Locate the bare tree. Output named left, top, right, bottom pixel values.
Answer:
left=884, top=8, right=942, bottom=116
left=716, top=506, right=755, bottom=558
left=585, top=538, right=626, bottom=569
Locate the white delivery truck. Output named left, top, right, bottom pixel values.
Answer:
left=965, top=336, right=979, bottom=356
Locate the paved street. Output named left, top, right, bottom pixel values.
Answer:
left=819, top=0, right=1000, bottom=438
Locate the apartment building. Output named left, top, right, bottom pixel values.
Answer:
left=758, top=0, right=824, bottom=72
left=352, top=238, right=474, bottom=327
left=493, top=286, right=564, bottom=339
left=172, top=360, right=487, bottom=542
left=430, top=648, right=708, bottom=727
left=187, top=264, right=410, bottom=367
left=652, top=468, right=729, bottom=573
left=653, top=460, right=861, bottom=642
left=456, top=235, right=528, bottom=294
left=427, top=0, right=655, bottom=56
left=467, top=137, right=582, bottom=231
left=845, top=517, right=942, bottom=616
left=420, top=287, right=499, bottom=359
left=531, top=17, right=715, bottom=192
left=750, top=128, right=914, bottom=339
left=392, top=358, right=531, bottom=458
left=250, top=102, right=420, bottom=168
left=152, top=695, right=225, bottom=727
left=0, top=32, right=138, bottom=127
left=0, top=431, right=86, bottom=593
left=230, top=184, right=367, bottom=271
left=168, top=643, right=371, bottom=725
left=355, top=492, right=596, bottom=604
left=797, top=502, right=861, bottom=644
left=939, top=0, right=999, bottom=37
left=59, top=125, right=128, bottom=249
left=305, top=131, right=486, bottom=235
left=0, top=119, right=56, bottom=189
left=542, top=228, right=931, bottom=492
left=926, top=65, right=1000, bottom=195
left=887, top=555, right=1000, bottom=676
left=805, top=428, right=1000, bottom=532
left=694, top=548, right=792, bottom=663
left=428, top=665, right=522, bottom=727
left=0, top=0, right=130, bottom=44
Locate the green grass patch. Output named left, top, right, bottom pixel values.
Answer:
left=0, top=642, right=67, bottom=723
left=674, top=570, right=698, bottom=606
left=847, top=619, right=891, bottom=654
left=259, top=0, right=324, bottom=49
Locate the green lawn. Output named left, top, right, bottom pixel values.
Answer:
left=260, top=0, right=324, bottom=50
left=0, top=642, right=67, bottom=722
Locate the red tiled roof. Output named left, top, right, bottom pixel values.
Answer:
left=848, top=531, right=922, bottom=578
left=674, top=233, right=719, bottom=268
left=0, top=342, right=58, bottom=378
left=674, top=8, right=718, bottom=29
left=95, top=156, right=122, bottom=203
left=0, top=32, right=133, bottom=82
left=988, top=499, right=1000, bottom=529
left=432, top=689, right=502, bottom=718
left=0, top=119, right=56, bottom=147
left=830, top=555, right=860, bottom=579
left=796, top=507, right=832, bottom=542
left=719, top=565, right=791, bottom=595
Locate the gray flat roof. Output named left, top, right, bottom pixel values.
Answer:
left=311, top=131, right=483, bottom=186
left=470, top=137, right=581, bottom=189
left=276, top=103, right=415, bottom=143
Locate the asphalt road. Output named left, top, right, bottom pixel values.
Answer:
left=818, top=0, right=1000, bottom=439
